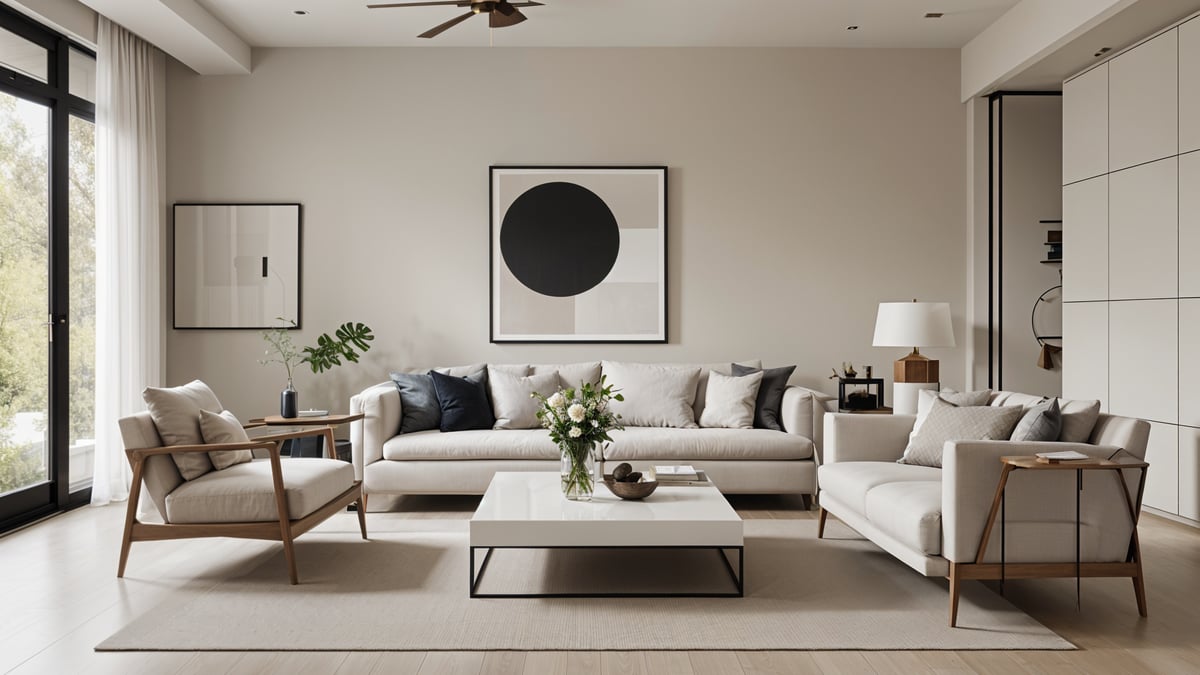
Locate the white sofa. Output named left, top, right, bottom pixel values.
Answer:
left=817, top=391, right=1151, bottom=626
left=350, top=361, right=836, bottom=504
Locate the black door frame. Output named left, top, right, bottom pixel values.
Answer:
left=0, top=3, right=96, bottom=531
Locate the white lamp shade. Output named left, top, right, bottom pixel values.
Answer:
left=872, top=302, right=955, bottom=348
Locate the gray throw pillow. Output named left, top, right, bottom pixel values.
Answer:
left=1010, top=398, right=1062, bottom=442
left=1057, top=398, right=1101, bottom=443
left=900, top=397, right=1024, bottom=468
left=389, top=371, right=442, bottom=433
left=731, top=363, right=797, bottom=431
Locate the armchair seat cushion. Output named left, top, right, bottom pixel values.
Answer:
left=818, top=461, right=942, bottom=515
left=165, top=458, right=355, bottom=524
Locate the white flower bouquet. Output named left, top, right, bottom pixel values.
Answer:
left=533, top=376, right=624, bottom=499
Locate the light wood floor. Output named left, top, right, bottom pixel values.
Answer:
left=2, top=494, right=1199, bottom=675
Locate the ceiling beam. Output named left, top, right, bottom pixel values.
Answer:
left=78, top=0, right=250, bottom=74
left=960, top=0, right=1137, bottom=101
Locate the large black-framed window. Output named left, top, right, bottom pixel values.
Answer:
left=0, top=2, right=96, bottom=532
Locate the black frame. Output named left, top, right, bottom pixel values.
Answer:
left=171, top=202, right=303, bottom=330
left=469, top=544, right=744, bottom=598
left=0, top=3, right=97, bottom=531
left=986, top=91, right=1063, bottom=390
left=489, top=165, right=668, bottom=344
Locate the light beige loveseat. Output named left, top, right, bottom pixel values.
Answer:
left=817, top=391, right=1150, bottom=626
left=351, top=361, right=836, bottom=504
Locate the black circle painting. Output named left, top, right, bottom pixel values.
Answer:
left=500, top=182, right=620, bottom=297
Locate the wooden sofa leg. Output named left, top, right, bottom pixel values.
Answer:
left=817, top=507, right=828, bottom=539
left=949, top=563, right=961, bottom=627
left=800, top=494, right=813, bottom=511
left=356, top=492, right=368, bottom=540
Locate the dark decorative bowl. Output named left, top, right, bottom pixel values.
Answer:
left=604, top=476, right=659, bottom=500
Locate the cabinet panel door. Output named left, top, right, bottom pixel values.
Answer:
left=1109, top=299, right=1177, bottom=424
left=1062, top=302, right=1108, bottom=410
left=1180, top=300, right=1200, bottom=427
left=1110, top=29, right=1178, bottom=172
left=1143, top=422, right=1178, bottom=514
left=1181, top=427, right=1200, bottom=521
left=1062, top=175, right=1107, bottom=302
left=1181, top=18, right=1200, bottom=154
left=1109, top=157, right=1177, bottom=300
left=1063, top=64, right=1108, bottom=184
left=1181, top=152, right=1200, bottom=296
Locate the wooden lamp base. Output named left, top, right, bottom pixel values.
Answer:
left=894, top=349, right=939, bottom=384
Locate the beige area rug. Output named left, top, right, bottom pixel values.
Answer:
left=97, top=516, right=1072, bottom=651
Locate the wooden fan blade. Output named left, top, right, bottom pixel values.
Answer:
left=490, top=7, right=526, bottom=27
left=419, top=10, right=475, bottom=38
left=507, top=2, right=544, bottom=5
left=368, top=1, right=466, bottom=8
left=496, top=0, right=516, bottom=16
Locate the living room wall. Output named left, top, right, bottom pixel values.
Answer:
left=164, top=47, right=966, bottom=419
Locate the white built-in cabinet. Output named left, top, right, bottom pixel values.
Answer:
left=1062, top=64, right=1108, bottom=184
left=1108, top=30, right=1177, bottom=172
left=1179, top=18, right=1200, bottom=154
left=1063, top=15, right=1200, bottom=524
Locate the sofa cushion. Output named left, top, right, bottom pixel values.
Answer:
left=818, top=461, right=943, bottom=516
left=531, top=362, right=601, bottom=389
left=198, top=409, right=253, bottom=470
left=1010, top=398, right=1061, bottom=442
left=164, top=458, right=354, bottom=523
left=900, top=397, right=1023, bottom=468
left=488, top=368, right=560, bottom=430
left=390, top=372, right=442, bottom=434
left=863, top=481, right=943, bottom=555
left=699, top=370, right=762, bottom=429
left=1058, top=398, right=1101, bottom=443
left=603, top=361, right=702, bottom=428
left=605, top=427, right=813, bottom=461
left=143, top=380, right=223, bottom=481
left=732, top=363, right=796, bottom=431
left=430, top=368, right=495, bottom=432
left=384, top=429, right=559, bottom=460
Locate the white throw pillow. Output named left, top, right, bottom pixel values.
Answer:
left=699, top=370, right=763, bottom=429
left=142, top=380, right=223, bottom=480
left=900, top=397, right=1024, bottom=468
left=602, top=361, right=702, bottom=428
left=488, top=368, right=560, bottom=430
left=199, top=409, right=254, bottom=470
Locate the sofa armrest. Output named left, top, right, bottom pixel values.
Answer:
left=781, top=386, right=837, bottom=456
left=821, top=412, right=915, bottom=465
left=942, top=441, right=1132, bottom=563
left=350, top=382, right=401, bottom=482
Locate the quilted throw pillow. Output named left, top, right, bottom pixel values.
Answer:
left=900, top=397, right=1024, bottom=468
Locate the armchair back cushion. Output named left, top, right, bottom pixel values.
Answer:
left=117, top=411, right=183, bottom=521
left=142, top=380, right=223, bottom=480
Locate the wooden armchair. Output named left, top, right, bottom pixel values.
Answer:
left=117, top=411, right=366, bottom=584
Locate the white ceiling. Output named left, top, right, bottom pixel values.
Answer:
left=194, top=0, right=1020, bottom=49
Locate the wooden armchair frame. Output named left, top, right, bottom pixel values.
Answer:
left=118, top=426, right=366, bottom=584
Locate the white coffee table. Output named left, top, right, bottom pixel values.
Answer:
left=469, top=471, right=744, bottom=598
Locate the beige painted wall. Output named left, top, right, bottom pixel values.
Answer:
left=165, top=47, right=966, bottom=420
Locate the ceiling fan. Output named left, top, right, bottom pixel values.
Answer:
left=367, top=1, right=545, bottom=39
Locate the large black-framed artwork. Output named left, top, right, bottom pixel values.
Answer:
left=173, top=203, right=302, bottom=329
left=490, top=166, right=667, bottom=343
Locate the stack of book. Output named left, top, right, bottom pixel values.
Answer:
left=650, top=465, right=711, bottom=486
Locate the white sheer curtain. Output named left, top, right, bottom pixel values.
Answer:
left=91, top=18, right=163, bottom=505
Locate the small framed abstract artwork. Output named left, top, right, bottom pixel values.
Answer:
left=490, top=166, right=667, bottom=343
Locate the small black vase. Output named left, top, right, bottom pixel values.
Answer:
left=281, top=384, right=298, bottom=419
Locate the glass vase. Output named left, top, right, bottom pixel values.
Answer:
left=559, top=439, right=595, bottom=501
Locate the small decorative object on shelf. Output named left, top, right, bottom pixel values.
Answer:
left=1041, top=220, right=1062, bottom=265
left=533, top=376, right=624, bottom=501
left=259, top=318, right=375, bottom=418
left=838, top=377, right=885, bottom=412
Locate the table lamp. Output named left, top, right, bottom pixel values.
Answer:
left=872, top=300, right=955, bottom=414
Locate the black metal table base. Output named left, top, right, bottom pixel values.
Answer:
left=469, top=545, right=744, bottom=598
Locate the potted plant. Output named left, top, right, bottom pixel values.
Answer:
left=259, top=319, right=375, bottom=417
